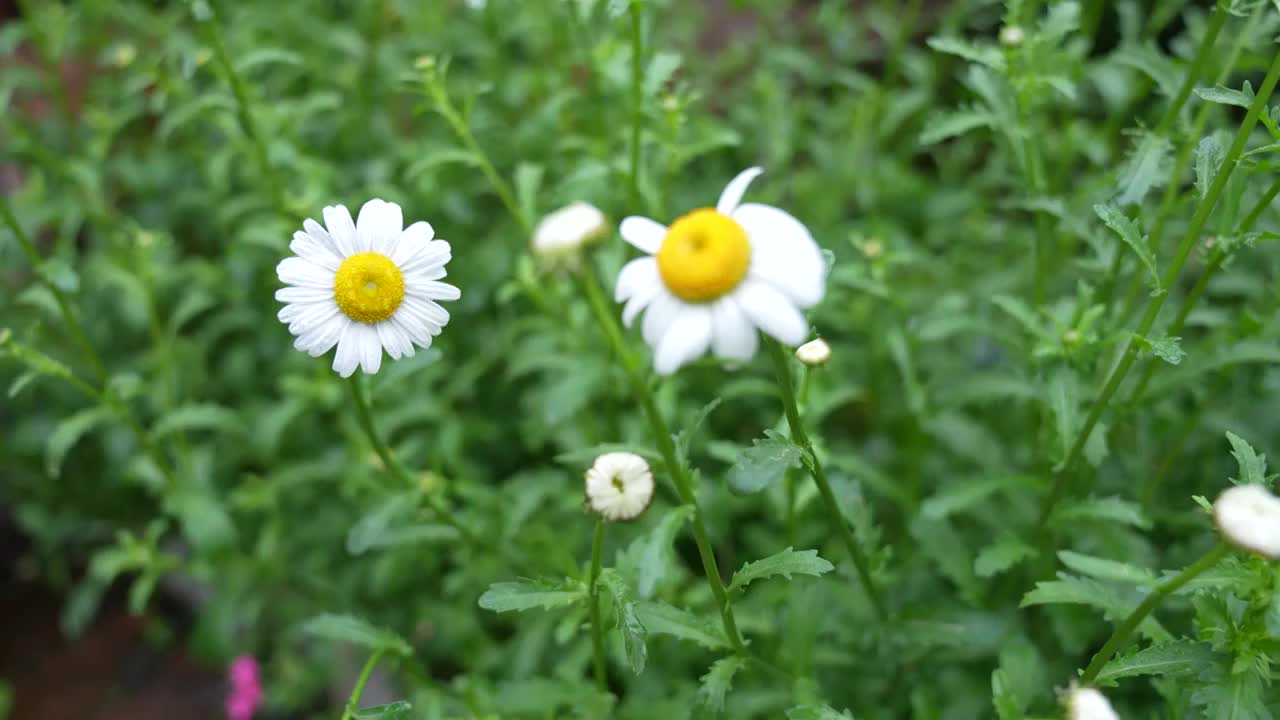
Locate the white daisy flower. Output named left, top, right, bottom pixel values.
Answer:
left=1064, top=686, right=1119, bottom=720
left=795, top=337, right=832, bottom=367
left=275, top=199, right=460, bottom=378
left=614, top=167, right=826, bottom=375
left=585, top=452, right=654, bottom=521
left=531, top=202, right=608, bottom=263
left=1213, top=484, right=1280, bottom=559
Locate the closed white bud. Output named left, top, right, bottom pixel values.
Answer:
left=999, top=25, right=1026, bottom=46
left=1214, top=484, right=1280, bottom=559
left=585, top=452, right=654, bottom=521
left=1064, top=686, right=1119, bottom=720
left=795, top=338, right=832, bottom=367
left=532, top=202, right=609, bottom=265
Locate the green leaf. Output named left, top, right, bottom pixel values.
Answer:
left=1225, top=431, right=1269, bottom=486
left=353, top=702, right=413, bottom=720
left=694, top=656, right=746, bottom=718
left=1057, top=551, right=1155, bottom=585
left=631, top=504, right=695, bottom=598
left=45, top=405, right=112, bottom=476
left=514, top=162, right=543, bottom=227
left=1095, top=640, right=1216, bottom=684
left=1194, top=135, right=1225, bottom=200
left=1094, top=204, right=1159, bottom=290
left=1191, top=668, right=1270, bottom=720
left=675, top=398, right=723, bottom=461
left=786, top=706, right=855, bottom=720
left=1021, top=576, right=1169, bottom=641
left=991, top=669, right=1023, bottom=720
left=1142, top=334, right=1185, bottom=365
left=1195, top=81, right=1255, bottom=108
left=727, top=547, right=834, bottom=593
left=634, top=601, right=728, bottom=650
left=1115, top=131, right=1171, bottom=206
left=478, top=579, right=586, bottom=614
left=1047, top=367, right=1080, bottom=464
left=151, top=403, right=242, bottom=438
left=232, top=47, right=304, bottom=74
left=1051, top=496, right=1151, bottom=529
left=926, top=36, right=1005, bottom=70
left=299, top=614, right=412, bottom=656
left=347, top=494, right=457, bottom=555
left=726, top=431, right=803, bottom=495
left=919, top=106, right=995, bottom=146
left=975, top=535, right=1036, bottom=578
left=597, top=570, right=647, bottom=675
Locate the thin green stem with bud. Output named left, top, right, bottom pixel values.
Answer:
left=1078, top=543, right=1230, bottom=685
left=765, top=339, right=888, bottom=620
left=588, top=518, right=608, bottom=691
left=1037, top=48, right=1280, bottom=530
left=340, top=649, right=387, bottom=720
left=577, top=265, right=747, bottom=654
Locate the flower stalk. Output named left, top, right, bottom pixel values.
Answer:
left=588, top=518, right=608, bottom=691
left=340, top=649, right=387, bottom=720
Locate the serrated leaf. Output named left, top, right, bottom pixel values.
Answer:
left=633, top=601, right=728, bottom=650
left=1142, top=334, right=1185, bottom=365
left=151, top=403, right=242, bottom=438
left=597, top=569, right=647, bottom=675
left=478, top=579, right=585, bottom=614
left=1095, top=640, right=1216, bottom=684
left=631, top=504, right=695, bottom=598
left=926, top=36, right=1005, bottom=70
left=1058, top=551, right=1155, bottom=585
left=1225, top=431, right=1270, bottom=486
left=919, top=106, right=995, bottom=146
left=1191, top=668, right=1270, bottom=720
left=1094, top=204, right=1159, bottom=290
left=1051, top=496, right=1151, bottom=529
left=1021, top=575, right=1168, bottom=641
left=975, top=535, right=1036, bottom=578
left=786, top=706, right=855, bottom=720
left=353, top=701, right=414, bottom=719
left=694, top=656, right=746, bottom=718
left=1195, top=81, right=1255, bottom=108
left=45, top=405, right=112, bottom=476
left=1115, top=131, right=1171, bottom=206
left=728, top=547, right=834, bottom=593
left=726, top=431, right=803, bottom=495
left=1194, top=135, right=1225, bottom=200
left=299, top=614, right=411, bottom=656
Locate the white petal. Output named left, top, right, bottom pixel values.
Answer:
left=641, top=291, right=682, bottom=348
left=710, top=297, right=758, bottom=361
left=356, top=323, right=382, bottom=374
left=654, top=305, right=713, bottom=375
left=296, top=315, right=346, bottom=357
left=376, top=321, right=412, bottom=360
left=333, top=322, right=363, bottom=377
left=619, top=216, right=666, bottom=254
left=399, top=295, right=450, bottom=332
left=615, top=257, right=660, bottom=303
left=391, top=221, right=436, bottom=266
left=733, top=278, right=808, bottom=346
left=399, top=240, right=452, bottom=275
left=277, top=256, right=332, bottom=289
left=276, top=286, right=331, bottom=303
left=303, top=218, right=342, bottom=257
left=323, top=205, right=360, bottom=257
left=623, top=282, right=663, bottom=327
left=290, top=231, right=341, bottom=272
left=734, top=202, right=826, bottom=308
left=357, top=199, right=404, bottom=255
left=407, top=280, right=460, bottom=302
left=279, top=299, right=338, bottom=333
left=716, top=166, right=764, bottom=215
left=394, top=315, right=431, bottom=350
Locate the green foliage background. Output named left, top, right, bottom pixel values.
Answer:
left=3, top=0, right=1280, bottom=718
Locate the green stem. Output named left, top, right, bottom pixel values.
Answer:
left=199, top=4, right=291, bottom=220
left=577, top=266, right=746, bottom=653
left=1079, top=543, right=1230, bottom=685
left=588, top=518, right=607, bottom=691
left=1, top=197, right=108, bottom=382
left=1037, top=48, right=1280, bottom=528
left=1015, top=98, right=1052, bottom=305
left=345, top=376, right=481, bottom=546
left=628, top=0, right=644, bottom=209
left=340, top=649, right=387, bottom=720
left=765, top=340, right=888, bottom=620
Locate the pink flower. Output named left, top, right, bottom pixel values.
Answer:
left=226, top=655, right=263, bottom=720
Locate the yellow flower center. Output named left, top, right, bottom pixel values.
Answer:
left=333, top=252, right=405, bottom=324
left=656, top=209, right=751, bottom=302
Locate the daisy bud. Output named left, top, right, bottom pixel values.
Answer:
left=795, top=338, right=831, bottom=367
left=999, top=25, right=1026, bottom=47
left=585, top=452, right=654, bottom=521
left=861, top=238, right=884, bottom=260
left=1063, top=686, right=1119, bottom=720
left=1213, top=484, right=1280, bottom=559
left=531, top=202, right=609, bottom=267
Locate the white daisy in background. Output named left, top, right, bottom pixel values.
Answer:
left=1064, top=686, right=1120, bottom=720
left=531, top=202, right=608, bottom=265
left=614, top=167, right=826, bottom=375
left=276, top=199, right=460, bottom=378
left=585, top=452, right=654, bottom=521
left=1213, top=484, right=1280, bottom=559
